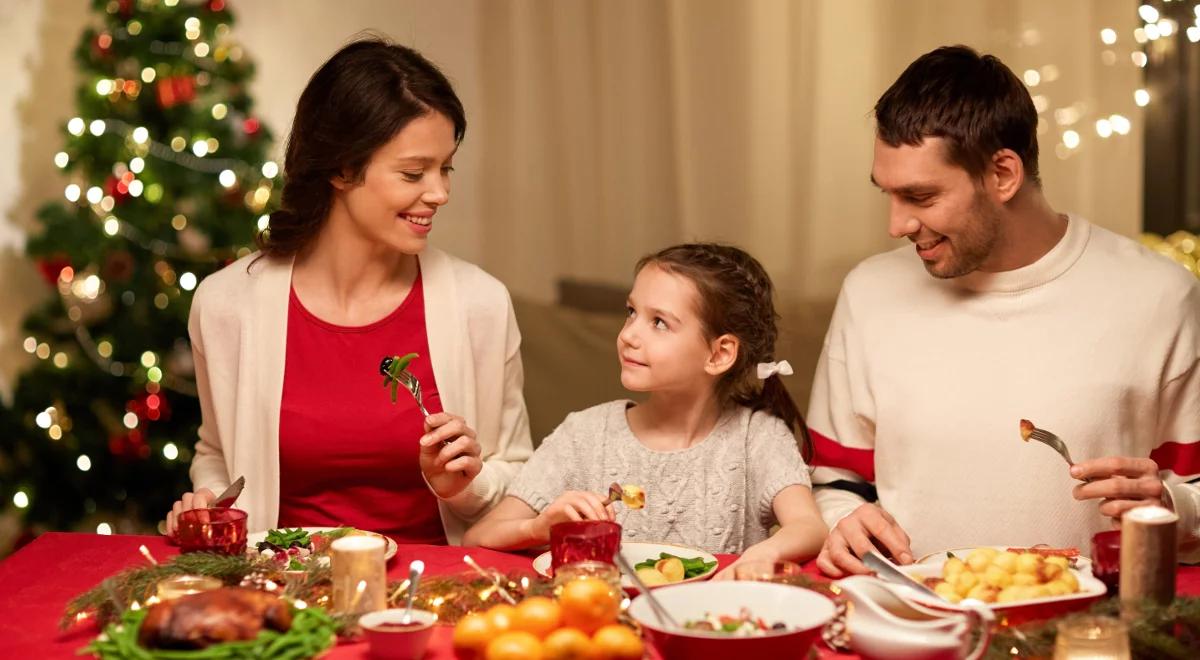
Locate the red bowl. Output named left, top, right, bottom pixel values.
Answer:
left=628, top=580, right=835, bottom=660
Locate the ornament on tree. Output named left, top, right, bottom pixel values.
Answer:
left=156, top=76, right=197, bottom=109
left=103, top=250, right=135, bottom=283
left=36, top=255, right=73, bottom=286
left=104, top=174, right=133, bottom=205
left=207, top=0, right=227, bottom=12
left=108, top=428, right=149, bottom=460
left=242, top=117, right=261, bottom=137
left=92, top=33, right=114, bottom=59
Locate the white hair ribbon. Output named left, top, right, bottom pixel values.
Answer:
left=756, top=360, right=793, bottom=380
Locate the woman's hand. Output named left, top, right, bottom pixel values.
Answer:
left=164, top=488, right=215, bottom=536
left=530, top=491, right=615, bottom=543
left=419, top=412, right=483, bottom=498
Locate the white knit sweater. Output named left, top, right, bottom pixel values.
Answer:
left=807, top=216, right=1200, bottom=561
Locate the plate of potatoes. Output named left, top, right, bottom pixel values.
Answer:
left=898, top=546, right=1106, bottom=622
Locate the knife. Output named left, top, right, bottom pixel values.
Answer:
left=210, top=476, right=245, bottom=508
left=862, top=550, right=942, bottom=599
left=156, top=476, right=246, bottom=536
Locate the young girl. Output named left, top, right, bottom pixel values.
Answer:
left=464, top=244, right=827, bottom=573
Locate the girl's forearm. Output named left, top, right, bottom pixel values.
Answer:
left=463, top=516, right=546, bottom=551
left=751, top=517, right=828, bottom=563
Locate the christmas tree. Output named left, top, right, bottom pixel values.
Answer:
left=1, top=0, right=275, bottom=541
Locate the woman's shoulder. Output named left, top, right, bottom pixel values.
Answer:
left=192, top=252, right=290, bottom=317
left=423, top=247, right=509, bottom=298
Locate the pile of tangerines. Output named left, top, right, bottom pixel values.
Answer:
left=452, top=576, right=645, bottom=660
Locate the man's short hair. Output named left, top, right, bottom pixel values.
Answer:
left=875, top=45, right=1041, bottom=187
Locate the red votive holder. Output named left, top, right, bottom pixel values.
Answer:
left=550, top=520, right=621, bottom=573
left=175, top=507, right=248, bottom=555
left=1091, top=529, right=1121, bottom=595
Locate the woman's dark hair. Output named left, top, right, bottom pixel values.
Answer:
left=875, top=45, right=1040, bottom=187
left=256, top=37, right=466, bottom=258
left=635, top=243, right=812, bottom=460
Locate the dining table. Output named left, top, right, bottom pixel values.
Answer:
left=2, top=532, right=1198, bottom=658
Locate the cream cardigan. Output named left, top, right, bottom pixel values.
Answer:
left=186, top=247, right=534, bottom=544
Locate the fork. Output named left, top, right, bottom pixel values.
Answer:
left=1021, top=420, right=1089, bottom=482
left=395, top=369, right=431, bottom=418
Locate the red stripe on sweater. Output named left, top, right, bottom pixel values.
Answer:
left=1150, top=441, right=1200, bottom=477
left=809, top=428, right=876, bottom=483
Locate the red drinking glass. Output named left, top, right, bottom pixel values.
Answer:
left=1091, top=529, right=1121, bottom=595
left=174, top=507, right=248, bottom=555
left=549, top=520, right=621, bottom=573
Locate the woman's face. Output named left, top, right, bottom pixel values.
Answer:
left=331, top=111, right=457, bottom=255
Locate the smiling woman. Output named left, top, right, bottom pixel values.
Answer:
left=162, top=38, right=533, bottom=545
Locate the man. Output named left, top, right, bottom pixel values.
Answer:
left=809, top=45, right=1200, bottom=576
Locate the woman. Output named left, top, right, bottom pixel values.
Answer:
left=164, top=38, right=532, bottom=544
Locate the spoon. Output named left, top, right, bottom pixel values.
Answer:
left=402, top=560, right=425, bottom=624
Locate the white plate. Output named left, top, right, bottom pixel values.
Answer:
left=532, top=541, right=719, bottom=589
left=247, top=527, right=398, bottom=561
left=899, top=548, right=1105, bottom=611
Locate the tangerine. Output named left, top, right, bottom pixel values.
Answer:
left=559, top=577, right=620, bottom=635
left=485, top=603, right=518, bottom=634
left=486, top=630, right=544, bottom=660
left=591, top=624, right=644, bottom=659
left=512, top=596, right=563, bottom=639
left=452, top=612, right=495, bottom=658
left=542, top=626, right=596, bottom=659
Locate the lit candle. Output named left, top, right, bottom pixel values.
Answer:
left=331, top=536, right=387, bottom=615
left=156, top=575, right=222, bottom=600
left=1052, top=615, right=1130, bottom=659
left=1119, top=505, right=1177, bottom=606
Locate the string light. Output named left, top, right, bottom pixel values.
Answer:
left=123, top=412, right=139, bottom=429
left=179, top=272, right=197, bottom=290
left=219, top=169, right=237, bottom=188
left=192, top=140, right=209, bottom=157
left=130, top=157, right=144, bottom=173
left=64, top=184, right=81, bottom=202
left=1100, top=28, right=1117, bottom=44
left=194, top=42, right=211, bottom=58
left=261, top=161, right=279, bottom=178
left=1023, top=69, right=1041, bottom=86
left=1132, top=51, right=1148, bottom=67
left=1139, top=4, right=1160, bottom=23
left=23, top=337, right=37, bottom=353
left=1062, top=130, right=1081, bottom=149
left=1157, top=19, right=1175, bottom=37
left=1146, top=23, right=1162, bottom=40
left=1110, top=114, right=1132, bottom=135
left=141, top=66, right=156, bottom=83
left=77, top=455, right=92, bottom=471
left=1096, top=119, right=1113, bottom=138
left=89, top=120, right=106, bottom=136
left=1135, top=89, right=1150, bottom=106
left=257, top=214, right=270, bottom=231
left=86, top=186, right=103, bottom=204
left=97, top=523, right=113, bottom=535
left=163, top=443, right=179, bottom=460
left=1188, top=26, right=1200, bottom=42
left=67, top=117, right=85, bottom=136
left=13, top=491, right=29, bottom=509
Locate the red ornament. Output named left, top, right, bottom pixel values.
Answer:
left=91, top=32, right=114, bottom=59
left=156, top=75, right=197, bottom=109
left=36, top=256, right=73, bottom=286
left=104, top=175, right=131, bottom=205
left=242, top=117, right=260, bottom=136
left=102, top=250, right=135, bottom=283
left=208, top=0, right=226, bottom=11
left=119, top=0, right=134, bottom=17
left=108, top=429, right=148, bottom=460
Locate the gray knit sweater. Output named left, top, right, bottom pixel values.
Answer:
left=508, top=400, right=811, bottom=553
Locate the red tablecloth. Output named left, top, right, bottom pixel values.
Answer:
left=3, top=533, right=1199, bottom=659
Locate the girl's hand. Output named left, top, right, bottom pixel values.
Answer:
left=419, top=412, right=483, bottom=498
left=164, top=488, right=216, bottom=536
left=713, top=543, right=780, bottom=580
left=532, top=491, right=615, bottom=542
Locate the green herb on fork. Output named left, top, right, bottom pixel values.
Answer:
left=380, top=353, right=419, bottom=404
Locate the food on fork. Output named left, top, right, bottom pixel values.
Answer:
left=1019, top=419, right=1035, bottom=441
left=379, top=352, right=419, bottom=404
left=606, top=482, right=646, bottom=509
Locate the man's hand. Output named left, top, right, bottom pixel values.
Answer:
left=816, top=503, right=912, bottom=577
left=1071, top=456, right=1166, bottom=525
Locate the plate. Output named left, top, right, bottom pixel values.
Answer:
left=247, top=527, right=398, bottom=561
left=899, top=547, right=1106, bottom=624
left=532, top=541, right=719, bottom=589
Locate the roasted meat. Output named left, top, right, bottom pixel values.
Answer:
left=138, top=586, right=292, bottom=649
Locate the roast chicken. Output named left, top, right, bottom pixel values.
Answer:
left=138, top=586, right=292, bottom=649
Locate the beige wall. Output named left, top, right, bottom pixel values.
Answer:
left=0, top=0, right=1144, bottom=396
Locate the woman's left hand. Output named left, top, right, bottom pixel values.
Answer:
left=419, top=412, right=483, bottom=498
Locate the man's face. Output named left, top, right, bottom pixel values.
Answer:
left=871, top=137, right=1003, bottom=278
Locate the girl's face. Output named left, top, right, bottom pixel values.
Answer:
left=617, top=264, right=732, bottom=394
left=331, top=111, right=457, bottom=255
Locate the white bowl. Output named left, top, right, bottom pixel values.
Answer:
left=359, top=608, right=437, bottom=659
left=628, top=580, right=835, bottom=660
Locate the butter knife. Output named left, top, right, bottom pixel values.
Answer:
left=862, top=550, right=941, bottom=599
left=210, top=476, right=245, bottom=508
